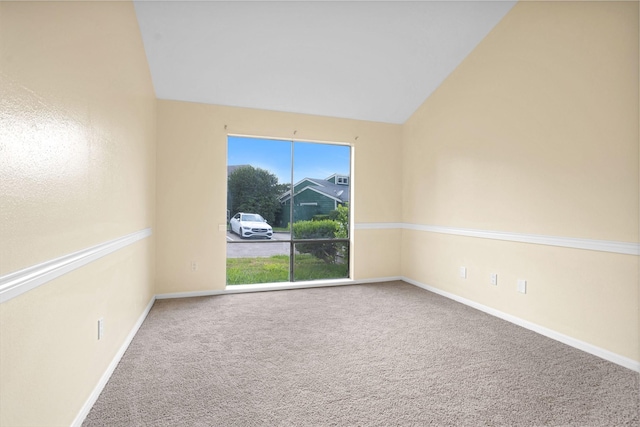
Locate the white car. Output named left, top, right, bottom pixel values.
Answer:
left=229, top=212, right=273, bottom=239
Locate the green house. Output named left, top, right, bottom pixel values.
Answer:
left=279, top=174, right=350, bottom=226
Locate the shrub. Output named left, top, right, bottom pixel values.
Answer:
left=332, top=204, right=349, bottom=239
left=312, top=214, right=330, bottom=221
left=293, top=219, right=338, bottom=239
left=293, top=220, right=340, bottom=263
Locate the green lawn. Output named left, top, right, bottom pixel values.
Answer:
left=226, top=254, right=348, bottom=285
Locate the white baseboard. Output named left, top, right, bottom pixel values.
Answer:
left=71, top=296, right=156, bottom=427
left=353, top=276, right=403, bottom=284
left=402, top=276, right=640, bottom=373
left=155, top=276, right=402, bottom=299
left=155, top=289, right=227, bottom=299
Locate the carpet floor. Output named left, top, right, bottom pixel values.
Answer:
left=83, top=282, right=639, bottom=426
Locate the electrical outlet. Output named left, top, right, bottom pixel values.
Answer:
left=191, top=261, right=198, bottom=272
left=490, top=273, right=498, bottom=286
left=98, top=318, right=104, bottom=340
left=459, top=267, right=467, bottom=279
left=517, top=279, right=527, bottom=294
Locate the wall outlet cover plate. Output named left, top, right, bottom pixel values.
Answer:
left=517, top=279, right=527, bottom=294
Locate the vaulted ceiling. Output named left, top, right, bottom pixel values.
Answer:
left=134, top=1, right=516, bottom=124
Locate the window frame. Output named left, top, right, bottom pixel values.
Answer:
left=226, top=134, right=354, bottom=285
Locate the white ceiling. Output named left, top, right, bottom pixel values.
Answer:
left=134, top=1, right=516, bottom=124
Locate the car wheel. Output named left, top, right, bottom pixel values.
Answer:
left=239, top=227, right=244, bottom=239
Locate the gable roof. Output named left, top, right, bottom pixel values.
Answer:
left=280, top=176, right=349, bottom=204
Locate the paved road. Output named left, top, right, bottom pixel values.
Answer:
left=226, top=231, right=291, bottom=258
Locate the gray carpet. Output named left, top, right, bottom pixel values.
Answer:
left=84, top=282, right=639, bottom=426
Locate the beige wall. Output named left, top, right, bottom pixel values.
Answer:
left=156, top=100, right=402, bottom=294
left=401, top=1, right=639, bottom=361
left=0, top=2, right=156, bottom=425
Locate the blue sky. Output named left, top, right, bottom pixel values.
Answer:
left=228, top=136, right=350, bottom=184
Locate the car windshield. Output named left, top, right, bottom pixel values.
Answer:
left=241, top=214, right=263, bottom=222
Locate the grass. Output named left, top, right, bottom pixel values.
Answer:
left=226, top=254, right=348, bottom=285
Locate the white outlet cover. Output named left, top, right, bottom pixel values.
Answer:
left=98, top=318, right=104, bottom=340
left=460, top=267, right=467, bottom=279
left=490, top=273, right=498, bottom=285
left=517, top=279, right=527, bottom=294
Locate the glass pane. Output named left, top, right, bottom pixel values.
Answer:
left=227, top=136, right=292, bottom=237
left=291, top=142, right=350, bottom=240
left=226, top=136, right=292, bottom=285
left=293, top=241, right=349, bottom=281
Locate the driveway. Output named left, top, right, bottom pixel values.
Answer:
left=226, top=231, right=291, bottom=258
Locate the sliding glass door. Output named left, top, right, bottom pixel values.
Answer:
left=226, top=136, right=350, bottom=286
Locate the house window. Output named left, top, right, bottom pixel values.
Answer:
left=227, top=136, right=351, bottom=286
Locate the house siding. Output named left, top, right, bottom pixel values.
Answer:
left=281, top=190, right=340, bottom=225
